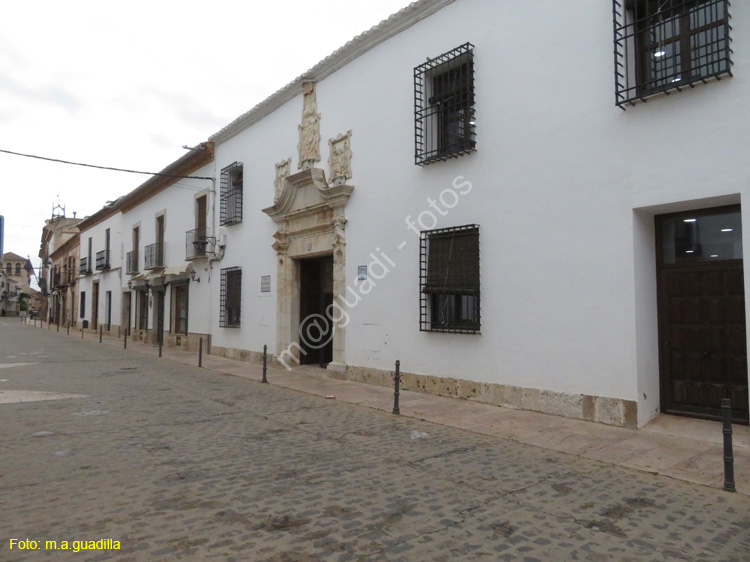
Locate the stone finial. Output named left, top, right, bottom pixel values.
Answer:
left=298, top=82, right=321, bottom=170
left=328, top=131, right=352, bottom=187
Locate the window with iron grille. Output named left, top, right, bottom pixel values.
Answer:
left=419, top=224, right=480, bottom=333
left=613, top=0, right=732, bottom=107
left=220, top=162, right=243, bottom=226
left=414, top=43, right=475, bottom=166
left=80, top=291, right=86, bottom=319
left=220, top=267, right=242, bottom=328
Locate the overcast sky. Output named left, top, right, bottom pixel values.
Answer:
left=0, top=0, right=412, bottom=273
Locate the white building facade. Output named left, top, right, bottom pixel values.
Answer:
left=119, top=144, right=215, bottom=351
left=78, top=207, right=123, bottom=334
left=200, top=0, right=748, bottom=428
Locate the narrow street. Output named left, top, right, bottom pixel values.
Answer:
left=1, top=320, right=748, bottom=561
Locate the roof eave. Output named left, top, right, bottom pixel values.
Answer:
left=209, top=0, right=456, bottom=145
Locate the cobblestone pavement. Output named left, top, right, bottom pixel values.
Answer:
left=1, top=321, right=749, bottom=561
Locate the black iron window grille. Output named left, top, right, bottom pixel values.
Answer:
left=220, top=162, right=243, bottom=226
left=220, top=266, right=242, bottom=328
left=419, top=224, right=480, bottom=334
left=79, top=257, right=91, bottom=275
left=95, top=250, right=110, bottom=270
left=186, top=227, right=208, bottom=260
left=613, top=0, right=732, bottom=107
left=144, top=243, right=164, bottom=269
left=126, top=251, right=139, bottom=274
left=414, top=43, right=475, bottom=166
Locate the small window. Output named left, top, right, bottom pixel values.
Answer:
left=420, top=224, right=480, bottom=333
left=220, top=267, right=242, bottom=328
left=415, top=43, right=475, bottom=165
left=220, top=162, right=243, bottom=226
left=614, top=0, right=732, bottom=107
left=15, top=263, right=21, bottom=275
left=80, top=291, right=86, bottom=319
left=5, top=263, right=10, bottom=274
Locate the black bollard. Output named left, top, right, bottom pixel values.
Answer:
left=67, top=322, right=70, bottom=335
left=159, top=340, right=162, bottom=358
left=81, top=327, right=84, bottom=339
left=722, top=398, right=736, bottom=492
left=124, top=331, right=127, bottom=349
left=262, top=345, right=268, bottom=383
left=199, top=338, right=203, bottom=367
left=57, top=321, right=59, bottom=332
left=99, top=326, right=103, bottom=343
left=392, top=360, right=401, bottom=415
left=118, top=326, right=121, bottom=339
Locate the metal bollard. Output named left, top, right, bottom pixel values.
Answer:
left=722, top=398, right=736, bottom=492
left=392, top=360, right=401, bottom=415
left=124, top=331, right=127, bottom=349
left=262, top=345, right=268, bottom=383
left=81, top=327, right=84, bottom=338
left=67, top=322, right=70, bottom=335
left=99, top=326, right=103, bottom=343
left=199, top=338, right=203, bottom=367
left=159, top=340, right=162, bottom=358
left=57, top=321, right=59, bottom=332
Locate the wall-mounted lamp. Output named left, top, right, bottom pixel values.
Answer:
left=127, top=280, right=133, bottom=289
left=190, top=270, right=200, bottom=283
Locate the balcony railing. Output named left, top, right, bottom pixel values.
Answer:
left=95, top=250, right=110, bottom=270
left=79, top=257, right=92, bottom=275
left=186, top=227, right=209, bottom=260
left=144, top=243, right=164, bottom=270
left=126, top=251, right=139, bottom=274
left=52, top=272, right=63, bottom=288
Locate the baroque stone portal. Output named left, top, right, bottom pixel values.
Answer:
left=262, top=167, right=353, bottom=372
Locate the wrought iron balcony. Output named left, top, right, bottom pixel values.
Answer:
left=126, top=251, right=139, bottom=274
left=79, top=257, right=92, bottom=275
left=95, top=250, right=110, bottom=270
left=186, top=227, right=209, bottom=260
left=144, top=243, right=164, bottom=270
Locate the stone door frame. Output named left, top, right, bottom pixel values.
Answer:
left=263, top=167, right=353, bottom=372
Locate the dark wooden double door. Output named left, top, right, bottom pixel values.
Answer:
left=299, top=256, right=333, bottom=366
left=657, top=207, right=748, bottom=423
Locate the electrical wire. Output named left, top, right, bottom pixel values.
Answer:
left=0, top=149, right=213, bottom=181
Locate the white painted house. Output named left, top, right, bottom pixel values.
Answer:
left=198, top=0, right=748, bottom=428
left=118, top=144, right=215, bottom=351
left=78, top=204, right=123, bottom=334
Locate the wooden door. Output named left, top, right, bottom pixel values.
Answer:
left=299, top=256, right=333, bottom=366
left=657, top=206, right=747, bottom=423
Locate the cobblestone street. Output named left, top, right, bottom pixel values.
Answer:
left=1, top=321, right=749, bottom=561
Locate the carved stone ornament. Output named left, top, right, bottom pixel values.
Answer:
left=328, top=131, right=352, bottom=187
left=272, top=231, right=290, bottom=256
left=274, top=158, right=292, bottom=203
left=298, top=82, right=321, bottom=170
left=331, top=215, right=347, bottom=255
